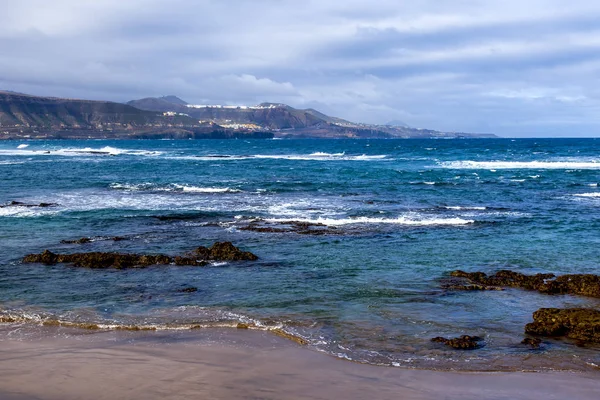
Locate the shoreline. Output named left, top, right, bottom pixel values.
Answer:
left=0, top=327, right=598, bottom=400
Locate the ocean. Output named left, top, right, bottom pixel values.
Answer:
left=1, top=138, right=599, bottom=371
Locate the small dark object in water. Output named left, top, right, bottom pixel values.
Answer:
left=521, top=337, right=542, bottom=348
left=431, top=335, right=483, bottom=350
left=177, top=287, right=198, bottom=293
left=61, top=237, right=92, bottom=244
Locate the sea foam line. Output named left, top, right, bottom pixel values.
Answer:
left=174, top=153, right=387, bottom=161
left=574, top=193, right=600, bottom=198
left=109, top=183, right=242, bottom=193
left=441, top=160, right=600, bottom=170
left=0, top=146, right=162, bottom=157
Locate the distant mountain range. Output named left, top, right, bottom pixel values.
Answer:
left=0, top=91, right=496, bottom=139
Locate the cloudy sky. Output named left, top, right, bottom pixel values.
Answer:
left=2, top=0, right=600, bottom=136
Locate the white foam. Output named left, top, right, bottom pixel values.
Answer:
left=588, top=183, right=598, bottom=187
left=17, top=144, right=29, bottom=149
left=441, top=160, right=600, bottom=170
left=109, top=183, right=241, bottom=193
left=443, top=206, right=487, bottom=211
left=264, top=216, right=475, bottom=226
left=574, top=193, right=600, bottom=198
left=176, top=153, right=387, bottom=161
left=0, top=146, right=162, bottom=157
left=0, top=206, right=58, bottom=218
left=0, top=160, right=25, bottom=165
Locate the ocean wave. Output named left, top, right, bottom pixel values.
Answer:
left=264, top=216, right=475, bottom=226
left=441, top=160, right=600, bottom=169
left=0, top=146, right=162, bottom=157
left=0, top=308, right=307, bottom=345
left=109, top=183, right=242, bottom=193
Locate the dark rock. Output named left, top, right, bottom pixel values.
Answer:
left=23, top=250, right=172, bottom=269
left=525, top=308, right=600, bottom=344
left=111, top=236, right=128, bottom=241
left=192, top=242, right=258, bottom=261
left=431, top=335, right=484, bottom=350
left=450, top=270, right=600, bottom=298
left=240, top=220, right=339, bottom=236
left=177, top=287, right=198, bottom=293
left=61, top=237, right=93, bottom=244
left=23, top=242, right=257, bottom=268
left=521, top=337, right=543, bottom=348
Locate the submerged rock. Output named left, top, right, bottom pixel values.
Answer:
left=521, top=337, right=543, bottom=348
left=23, top=242, right=257, bottom=269
left=525, top=308, right=600, bottom=344
left=449, top=270, right=600, bottom=298
left=440, top=277, right=504, bottom=291
left=177, top=287, right=198, bottom=293
left=240, top=220, right=339, bottom=236
left=431, top=335, right=484, bottom=350
left=61, top=237, right=93, bottom=244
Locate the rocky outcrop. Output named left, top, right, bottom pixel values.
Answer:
left=450, top=270, right=600, bottom=298
left=23, top=250, right=172, bottom=269
left=431, top=335, right=484, bottom=350
left=191, top=242, right=258, bottom=261
left=23, top=242, right=257, bottom=269
left=525, top=308, right=600, bottom=344
left=240, top=220, right=339, bottom=235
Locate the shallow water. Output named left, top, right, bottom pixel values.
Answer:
left=1, top=138, right=599, bottom=371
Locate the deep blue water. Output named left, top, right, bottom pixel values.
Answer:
left=1, top=138, right=599, bottom=371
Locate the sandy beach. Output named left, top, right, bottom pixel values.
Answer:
left=0, top=327, right=598, bottom=400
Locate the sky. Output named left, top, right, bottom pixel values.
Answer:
left=2, top=1, right=600, bottom=137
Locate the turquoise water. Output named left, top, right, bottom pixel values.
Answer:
left=1, top=138, right=599, bottom=371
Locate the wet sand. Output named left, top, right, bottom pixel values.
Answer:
left=0, top=328, right=598, bottom=400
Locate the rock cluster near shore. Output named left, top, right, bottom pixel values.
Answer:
left=525, top=308, right=600, bottom=344
left=23, top=242, right=258, bottom=269
left=443, top=269, right=600, bottom=346
left=450, top=270, right=600, bottom=298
